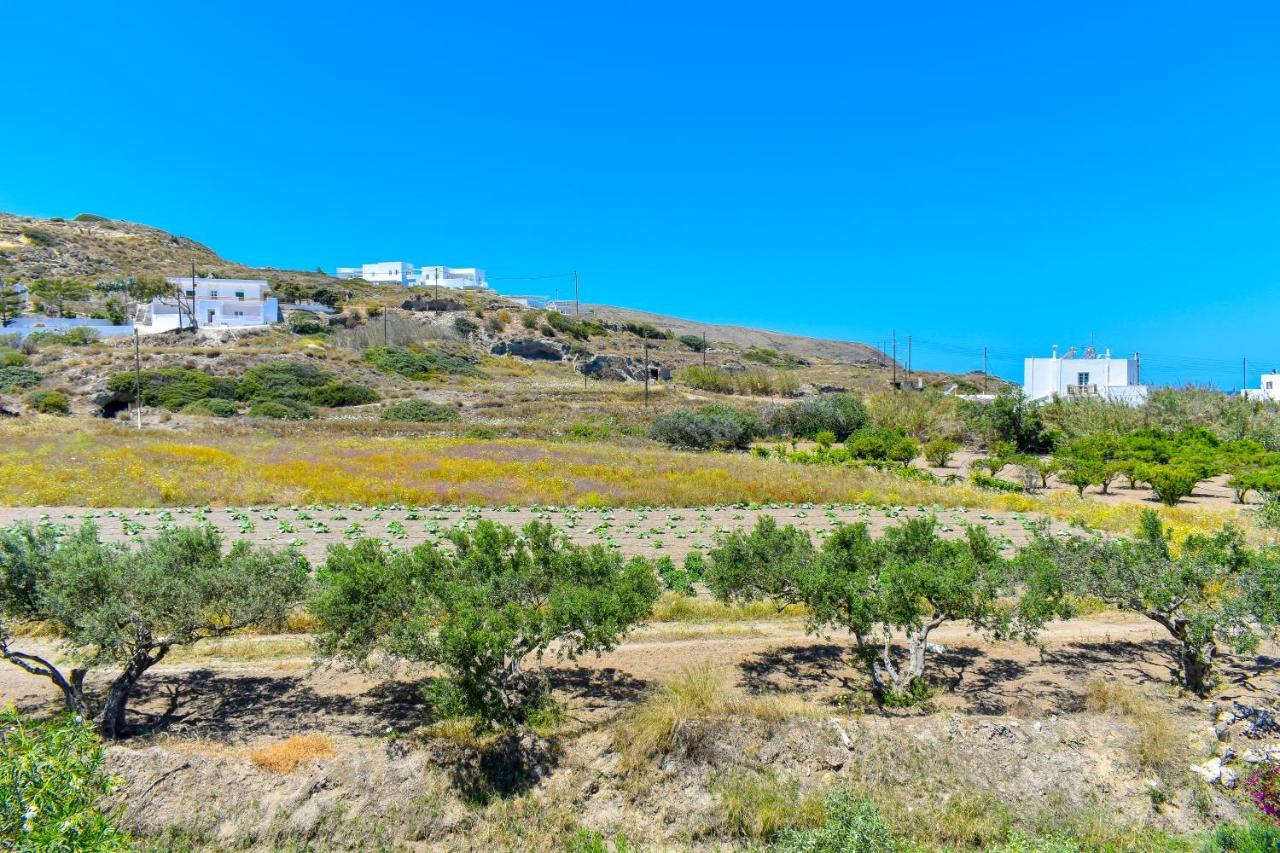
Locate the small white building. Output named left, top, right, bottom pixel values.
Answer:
left=414, top=266, right=488, bottom=290
left=1023, top=346, right=1148, bottom=406
left=141, top=278, right=279, bottom=332
left=1242, top=373, right=1280, bottom=402
left=335, top=262, right=489, bottom=289
left=336, top=262, right=416, bottom=285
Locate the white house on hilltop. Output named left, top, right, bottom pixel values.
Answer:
left=336, top=262, right=489, bottom=289
left=1242, top=373, right=1280, bottom=402
left=139, top=278, right=280, bottom=332
left=1023, top=346, right=1148, bottom=406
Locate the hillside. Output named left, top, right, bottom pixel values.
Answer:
left=0, top=211, right=345, bottom=295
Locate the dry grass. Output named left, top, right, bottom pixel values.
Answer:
left=249, top=733, right=334, bottom=773
left=648, top=592, right=807, bottom=623
left=164, top=636, right=312, bottom=664
left=714, top=769, right=826, bottom=841
left=1084, top=678, right=1182, bottom=775
left=613, top=664, right=822, bottom=773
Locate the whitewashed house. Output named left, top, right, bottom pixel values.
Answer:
left=141, top=278, right=279, bottom=332
left=1023, top=346, right=1148, bottom=405
left=336, top=262, right=489, bottom=289
left=1242, top=373, right=1280, bottom=402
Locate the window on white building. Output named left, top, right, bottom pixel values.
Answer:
left=1267, top=381, right=1273, bottom=390
left=1077, top=372, right=1090, bottom=386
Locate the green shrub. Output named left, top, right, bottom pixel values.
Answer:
left=845, top=427, right=918, bottom=462
left=771, top=789, right=896, bottom=852
left=971, top=471, right=1024, bottom=492
left=247, top=399, right=314, bottom=420
left=1207, top=820, right=1280, bottom=852
left=180, top=398, right=237, bottom=418
left=771, top=394, right=868, bottom=440
left=521, top=310, right=540, bottom=329
left=650, top=405, right=762, bottom=450
left=28, top=327, right=100, bottom=346
left=678, top=333, right=707, bottom=352
left=107, top=368, right=236, bottom=411
left=307, top=381, right=379, bottom=407
left=25, top=388, right=70, bottom=415
left=363, top=345, right=484, bottom=379
left=1137, top=463, right=1201, bottom=506
left=0, top=710, right=130, bottom=851
left=0, top=366, right=40, bottom=393
left=680, top=365, right=795, bottom=397
left=380, top=399, right=459, bottom=423
left=73, top=212, right=111, bottom=223
left=287, top=312, right=327, bottom=335
left=453, top=316, right=479, bottom=336
left=545, top=311, right=596, bottom=340
left=623, top=321, right=672, bottom=340
left=0, top=351, right=26, bottom=368
left=237, top=360, right=331, bottom=402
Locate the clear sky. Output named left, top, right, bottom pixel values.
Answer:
left=2, top=1, right=1278, bottom=388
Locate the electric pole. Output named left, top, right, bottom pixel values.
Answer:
left=643, top=342, right=650, bottom=408
left=983, top=346, right=989, bottom=394
left=907, top=335, right=912, bottom=379
left=134, top=329, right=142, bottom=430
left=702, top=331, right=707, bottom=368
left=574, top=269, right=580, bottom=315
left=384, top=306, right=389, bottom=344
left=891, top=330, right=897, bottom=386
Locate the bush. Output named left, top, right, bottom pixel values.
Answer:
left=380, top=399, right=459, bottom=423
left=25, top=388, right=69, bottom=415
left=0, top=366, right=40, bottom=394
left=924, top=436, right=959, bottom=467
left=28, top=327, right=100, bottom=346
left=545, top=311, right=596, bottom=340
left=1243, top=763, right=1280, bottom=824
left=237, top=360, right=331, bottom=402
left=678, top=333, right=707, bottom=352
left=453, top=316, right=478, bottom=336
left=287, top=312, right=327, bottom=335
left=73, top=212, right=111, bottom=222
left=248, top=399, right=314, bottom=420
left=180, top=398, right=237, bottom=418
left=0, top=709, right=130, bottom=850
left=771, top=788, right=896, bottom=852
left=680, top=365, right=796, bottom=397
left=623, top=321, right=672, bottom=340
left=521, top=310, right=540, bottom=329
left=771, top=394, right=868, bottom=440
left=1208, top=820, right=1280, bottom=852
left=0, top=351, right=26, bottom=368
left=845, top=427, right=918, bottom=462
left=1138, top=463, right=1200, bottom=506
left=107, top=367, right=237, bottom=411
left=363, top=345, right=484, bottom=379
left=307, top=381, right=379, bottom=407
left=650, top=405, right=762, bottom=451
left=971, top=471, right=1024, bottom=492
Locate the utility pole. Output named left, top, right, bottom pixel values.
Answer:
left=983, top=346, right=989, bottom=394
left=190, top=261, right=197, bottom=331
left=907, top=335, right=912, bottom=378
left=891, top=330, right=897, bottom=386
left=1242, top=357, right=1247, bottom=393
left=643, top=342, right=650, bottom=408
left=1135, top=351, right=1141, bottom=385
left=383, top=306, right=389, bottom=345
left=574, top=269, right=580, bottom=315
left=702, top=331, right=707, bottom=368
left=133, top=329, right=142, bottom=430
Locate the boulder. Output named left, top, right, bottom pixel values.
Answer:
left=88, top=385, right=134, bottom=418
left=491, top=338, right=568, bottom=361
left=402, top=297, right=466, bottom=312
left=579, top=355, right=671, bottom=382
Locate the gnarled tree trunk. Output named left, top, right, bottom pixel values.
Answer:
left=98, top=645, right=167, bottom=739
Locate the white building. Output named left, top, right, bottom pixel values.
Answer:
left=335, top=262, right=489, bottom=290
left=336, top=262, right=416, bottom=285
left=1023, top=346, right=1148, bottom=406
left=1242, top=373, right=1280, bottom=402
left=141, top=278, right=279, bottom=332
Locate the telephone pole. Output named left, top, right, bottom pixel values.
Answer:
left=983, top=346, right=989, bottom=394
left=907, top=335, right=912, bottom=378
left=133, top=329, right=142, bottom=430
left=383, top=306, right=389, bottom=344
left=891, top=330, right=897, bottom=386
left=643, top=342, right=650, bottom=408
left=573, top=269, right=580, bottom=315
left=702, top=331, right=707, bottom=368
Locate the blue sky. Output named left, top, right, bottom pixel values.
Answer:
left=2, top=1, right=1278, bottom=387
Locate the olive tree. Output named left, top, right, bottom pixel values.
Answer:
left=0, top=522, right=309, bottom=739
left=1025, top=511, right=1280, bottom=695
left=705, top=517, right=1064, bottom=703
left=310, top=520, right=660, bottom=730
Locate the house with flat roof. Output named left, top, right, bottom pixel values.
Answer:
left=336, top=262, right=489, bottom=289
left=1023, top=346, right=1148, bottom=406
left=140, top=277, right=279, bottom=332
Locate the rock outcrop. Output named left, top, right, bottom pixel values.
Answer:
left=490, top=338, right=568, bottom=361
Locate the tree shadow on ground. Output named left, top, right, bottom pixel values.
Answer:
left=738, top=643, right=857, bottom=698
left=127, top=668, right=424, bottom=740
left=544, top=664, right=651, bottom=710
